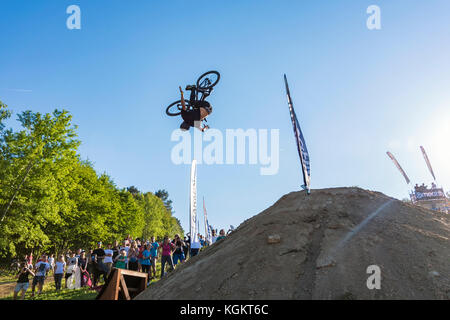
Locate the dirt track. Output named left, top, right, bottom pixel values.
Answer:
left=135, top=187, right=450, bottom=300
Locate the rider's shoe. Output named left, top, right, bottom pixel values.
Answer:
left=185, top=85, right=196, bottom=91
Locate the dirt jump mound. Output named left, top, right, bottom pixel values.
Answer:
left=135, top=187, right=450, bottom=300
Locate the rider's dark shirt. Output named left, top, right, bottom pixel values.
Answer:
left=181, top=108, right=201, bottom=127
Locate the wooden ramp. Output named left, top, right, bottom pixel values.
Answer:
left=96, top=268, right=148, bottom=300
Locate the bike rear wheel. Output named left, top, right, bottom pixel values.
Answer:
left=196, top=71, right=220, bottom=90
left=166, top=100, right=194, bottom=116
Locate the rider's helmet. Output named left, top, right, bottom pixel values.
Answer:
left=180, top=121, right=190, bottom=131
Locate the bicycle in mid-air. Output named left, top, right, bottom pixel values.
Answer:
left=165, top=70, right=220, bottom=117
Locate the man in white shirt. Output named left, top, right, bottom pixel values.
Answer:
left=103, top=243, right=114, bottom=276
left=211, top=229, right=217, bottom=244
left=120, top=240, right=130, bottom=255
left=31, top=255, right=50, bottom=297
left=190, top=239, right=202, bottom=257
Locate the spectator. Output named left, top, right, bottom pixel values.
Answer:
left=87, top=249, right=96, bottom=284
left=103, top=244, right=114, bottom=277
left=190, top=237, right=202, bottom=257
left=26, top=252, right=33, bottom=268
left=172, top=234, right=185, bottom=266
left=138, top=241, right=146, bottom=272
left=54, top=255, right=66, bottom=291
left=65, top=252, right=78, bottom=289
left=14, top=261, right=35, bottom=300
left=120, top=240, right=130, bottom=255
left=140, top=244, right=152, bottom=282
left=216, top=229, right=226, bottom=241
left=47, top=254, right=55, bottom=275
left=92, top=242, right=107, bottom=286
left=128, top=242, right=139, bottom=271
left=159, top=236, right=175, bottom=278
left=183, top=236, right=190, bottom=258
left=114, top=249, right=128, bottom=269
left=211, top=229, right=217, bottom=244
left=31, top=254, right=50, bottom=297
left=78, top=251, right=88, bottom=286
left=149, top=236, right=159, bottom=279
left=112, top=241, right=120, bottom=260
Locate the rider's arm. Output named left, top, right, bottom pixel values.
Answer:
left=179, top=86, right=186, bottom=111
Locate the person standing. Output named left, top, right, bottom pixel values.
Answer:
left=47, top=254, right=55, bottom=275
left=149, top=237, right=159, bottom=279
left=137, top=242, right=145, bottom=272
left=190, top=237, right=202, bottom=257
left=31, top=255, right=50, bottom=297
left=120, top=240, right=130, bottom=255
left=13, top=261, right=34, bottom=300
left=103, top=244, right=114, bottom=277
left=172, top=234, right=185, bottom=266
left=158, top=236, right=175, bottom=278
left=112, top=241, right=120, bottom=260
left=78, top=251, right=88, bottom=287
left=183, top=236, right=190, bottom=258
left=92, top=242, right=107, bottom=285
left=114, top=249, right=128, bottom=269
left=140, top=244, right=152, bottom=283
left=54, top=255, right=66, bottom=291
left=216, top=229, right=226, bottom=241
left=211, top=229, right=217, bottom=244
left=27, top=252, right=33, bottom=268
left=65, top=252, right=78, bottom=289
left=127, top=242, right=139, bottom=271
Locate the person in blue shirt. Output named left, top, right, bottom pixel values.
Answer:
left=149, top=236, right=159, bottom=279
left=141, top=244, right=152, bottom=282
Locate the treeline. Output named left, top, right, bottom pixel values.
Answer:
left=0, top=101, right=183, bottom=258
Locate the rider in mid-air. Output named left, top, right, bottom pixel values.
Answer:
left=179, top=85, right=212, bottom=132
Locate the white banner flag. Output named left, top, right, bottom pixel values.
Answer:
left=190, top=160, right=199, bottom=243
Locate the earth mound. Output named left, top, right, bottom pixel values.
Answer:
left=135, top=187, right=450, bottom=300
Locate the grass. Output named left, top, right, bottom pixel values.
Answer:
left=0, top=274, right=98, bottom=300
left=0, top=258, right=185, bottom=300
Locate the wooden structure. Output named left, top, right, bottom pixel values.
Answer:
left=96, top=268, right=148, bottom=300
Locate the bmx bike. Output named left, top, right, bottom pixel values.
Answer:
left=165, top=70, right=220, bottom=117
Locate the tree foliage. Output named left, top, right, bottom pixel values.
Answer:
left=0, top=101, right=183, bottom=258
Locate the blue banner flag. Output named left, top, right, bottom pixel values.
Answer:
left=284, top=74, right=311, bottom=193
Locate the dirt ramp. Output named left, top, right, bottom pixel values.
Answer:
left=135, top=187, right=450, bottom=300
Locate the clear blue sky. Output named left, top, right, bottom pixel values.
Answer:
left=1, top=0, right=449, bottom=234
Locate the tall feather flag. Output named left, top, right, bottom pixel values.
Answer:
left=386, top=151, right=411, bottom=184
left=420, top=146, right=436, bottom=181
left=203, top=198, right=213, bottom=244
left=190, top=160, right=199, bottom=243
left=284, top=74, right=311, bottom=193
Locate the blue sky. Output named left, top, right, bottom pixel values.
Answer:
left=1, top=0, right=449, bottom=233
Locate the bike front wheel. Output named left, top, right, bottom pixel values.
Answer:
left=196, top=71, right=220, bottom=90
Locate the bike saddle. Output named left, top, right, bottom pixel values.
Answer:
left=185, top=85, right=196, bottom=90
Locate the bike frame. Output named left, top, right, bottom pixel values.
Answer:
left=188, top=86, right=212, bottom=104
